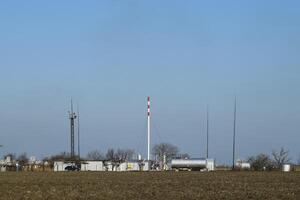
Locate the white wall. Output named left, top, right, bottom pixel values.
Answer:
left=81, top=161, right=104, bottom=171
left=206, top=159, right=215, bottom=171
left=53, top=162, right=73, bottom=172
left=119, top=162, right=140, bottom=171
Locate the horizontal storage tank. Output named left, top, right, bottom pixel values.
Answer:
left=171, top=159, right=206, bottom=169
left=236, top=161, right=251, bottom=169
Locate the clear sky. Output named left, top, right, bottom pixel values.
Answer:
left=0, top=0, right=299, bottom=164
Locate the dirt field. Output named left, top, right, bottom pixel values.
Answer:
left=0, top=171, right=299, bottom=200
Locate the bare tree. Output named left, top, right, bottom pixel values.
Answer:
left=106, top=148, right=135, bottom=162
left=272, top=147, right=291, bottom=169
left=43, top=152, right=82, bottom=169
left=50, top=152, right=71, bottom=161
left=106, top=148, right=116, bottom=161
left=86, top=150, right=104, bottom=161
left=43, top=152, right=71, bottom=167
left=17, top=152, right=29, bottom=166
left=176, top=153, right=190, bottom=159
left=105, top=148, right=135, bottom=171
left=152, top=143, right=179, bottom=163
left=115, top=149, right=135, bottom=161
left=247, top=153, right=274, bottom=171
left=3, top=153, right=16, bottom=161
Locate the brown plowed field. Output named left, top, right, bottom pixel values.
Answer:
left=0, top=171, right=299, bottom=200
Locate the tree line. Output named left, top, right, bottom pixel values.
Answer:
left=2, top=143, right=186, bottom=168
left=2, top=145, right=299, bottom=171
left=245, top=147, right=293, bottom=171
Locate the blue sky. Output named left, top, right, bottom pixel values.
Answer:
left=0, top=0, right=299, bottom=164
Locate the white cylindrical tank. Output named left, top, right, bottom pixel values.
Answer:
left=171, top=159, right=207, bottom=169
left=282, top=164, right=291, bottom=172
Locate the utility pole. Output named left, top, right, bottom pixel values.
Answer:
left=69, top=100, right=77, bottom=159
left=232, top=97, right=237, bottom=169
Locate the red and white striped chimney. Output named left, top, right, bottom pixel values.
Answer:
left=147, top=96, right=151, bottom=161
left=147, top=97, right=150, bottom=116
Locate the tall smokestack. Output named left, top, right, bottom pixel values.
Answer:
left=147, top=96, right=151, bottom=161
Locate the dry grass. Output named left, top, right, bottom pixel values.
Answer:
left=0, top=171, right=299, bottom=200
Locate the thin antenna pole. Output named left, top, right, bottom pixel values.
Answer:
left=69, top=99, right=76, bottom=159
left=71, top=99, right=73, bottom=114
left=71, top=99, right=74, bottom=158
left=77, top=105, right=80, bottom=159
left=147, top=97, right=151, bottom=161
left=232, top=97, right=237, bottom=169
left=206, top=105, right=209, bottom=159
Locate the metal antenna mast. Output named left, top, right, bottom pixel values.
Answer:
left=232, top=97, right=237, bottom=169
left=206, top=105, right=209, bottom=159
left=69, top=99, right=77, bottom=159
left=77, top=105, right=80, bottom=159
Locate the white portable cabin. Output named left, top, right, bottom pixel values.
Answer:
left=81, top=161, right=104, bottom=171
left=104, top=161, right=117, bottom=171
left=282, top=164, right=291, bottom=172
left=119, top=162, right=140, bottom=171
left=54, top=161, right=74, bottom=172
